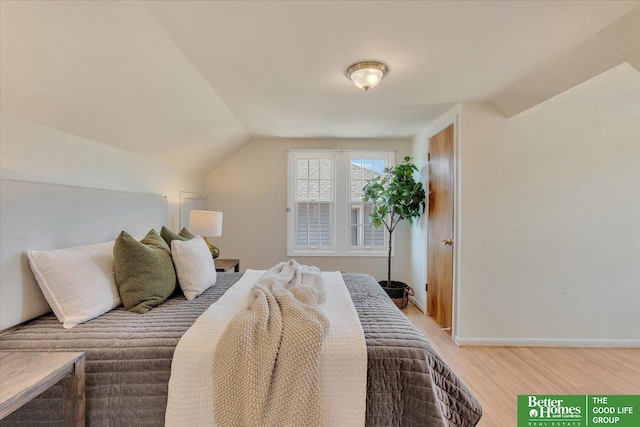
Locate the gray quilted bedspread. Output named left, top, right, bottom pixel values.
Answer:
left=0, top=273, right=481, bottom=426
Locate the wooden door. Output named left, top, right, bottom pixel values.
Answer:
left=427, top=124, right=454, bottom=332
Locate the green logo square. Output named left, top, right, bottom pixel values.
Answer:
left=518, top=395, right=640, bottom=427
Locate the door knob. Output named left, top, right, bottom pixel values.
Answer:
left=441, top=238, right=453, bottom=246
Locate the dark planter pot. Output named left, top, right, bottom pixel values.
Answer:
left=379, top=280, right=409, bottom=298
left=379, top=281, right=414, bottom=309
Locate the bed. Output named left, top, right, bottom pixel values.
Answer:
left=0, top=180, right=481, bottom=426
left=0, top=271, right=482, bottom=426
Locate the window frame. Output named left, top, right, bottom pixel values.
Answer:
left=347, top=154, right=390, bottom=252
left=288, top=151, right=337, bottom=255
left=287, top=149, right=395, bottom=257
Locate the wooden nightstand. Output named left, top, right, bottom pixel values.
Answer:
left=0, top=351, right=85, bottom=426
left=215, top=258, right=240, bottom=273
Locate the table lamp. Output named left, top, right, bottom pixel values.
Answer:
left=189, top=210, right=223, bottom=258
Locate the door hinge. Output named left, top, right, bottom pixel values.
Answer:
left=427, top=153, right=431, bottom=162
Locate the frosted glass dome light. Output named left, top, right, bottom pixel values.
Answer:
left=347, top=61, right=388, bottom=91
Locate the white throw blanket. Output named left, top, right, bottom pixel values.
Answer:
left=212, top=261, right=328, bottom=427
left=165, top=267, right=367, bottom=427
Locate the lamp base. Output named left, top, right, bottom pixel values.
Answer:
left=203, top=237, right=220, bottom=259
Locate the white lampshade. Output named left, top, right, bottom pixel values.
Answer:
left=189, top=210, right=223, bottom=237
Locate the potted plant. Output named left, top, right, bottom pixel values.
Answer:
left=362, top=156, right=426, bottom=306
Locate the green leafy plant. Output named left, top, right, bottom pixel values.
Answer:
left=362, top=156, right=426, bottom=286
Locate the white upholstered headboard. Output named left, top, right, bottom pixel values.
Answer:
left=0, top=179, right=169, bottom=330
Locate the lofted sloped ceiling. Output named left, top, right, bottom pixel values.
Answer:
left=1, top=1, right=639, bottom=176
left=0, top=0, right=250, bottom=176
left=491, top=6, right=640, bottom=117
left=520, top=62, right=640, bottom=118
left=143, top=1, right=638, bottom=138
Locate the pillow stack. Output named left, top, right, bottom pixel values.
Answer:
left=28, top=225, right=219, bottom=327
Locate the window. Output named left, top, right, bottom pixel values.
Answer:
left=293, top=155, right=334, bottom=249
left=287, top=150, right=394, bottom=256
left=349, top=156, right=386, bottom=250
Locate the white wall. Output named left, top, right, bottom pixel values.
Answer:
left=1, top=113, right=205, bottom=230
left=455, top=102, right=640, bottom=345
left=409, top=131, right=429, bottom=312
left=205, top=137, right=415, bottom=284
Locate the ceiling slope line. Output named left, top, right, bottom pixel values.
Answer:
left=139, top=1, right=251, bottom=138
left=490, top=6, right=640, bottom=118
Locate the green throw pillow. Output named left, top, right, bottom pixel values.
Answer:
left=160, top=226, right=195, bottom=247
left=160, top=226, right=196, bottom=294
left=114, top=229, right=177, bottom=313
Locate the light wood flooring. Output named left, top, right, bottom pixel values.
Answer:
left=402, top=303, right=640, bottom=426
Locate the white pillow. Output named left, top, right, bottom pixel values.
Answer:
left=171, top=236, right=217, bottom=300
left=27, top=241, right=120, bottom=328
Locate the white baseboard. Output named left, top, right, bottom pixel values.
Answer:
left=409, top=295, right=426, bottom=313
left=456, top=337, right=640, bottom=348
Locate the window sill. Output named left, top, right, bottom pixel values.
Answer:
left=287, top=250, right=392, bottom=258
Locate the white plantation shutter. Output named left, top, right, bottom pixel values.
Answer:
left=287, top=150, right=394, bottom=256
left=293, top=156, right=333, bottom=249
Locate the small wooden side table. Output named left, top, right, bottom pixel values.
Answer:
left=0, top=351, right=85, bottom=426
left=215, top=258, right=240, bottom=272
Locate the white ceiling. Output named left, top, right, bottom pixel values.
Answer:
left=1, top=1, right=639, bottom=175
left=520, top=62, right=640, bottom=118
left=0, top=1, right=249, bottom=176
left=143, top=1, right=638, bottom=138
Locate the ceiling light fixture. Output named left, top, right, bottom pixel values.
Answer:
left=347, top=61, right=388, bottom=91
